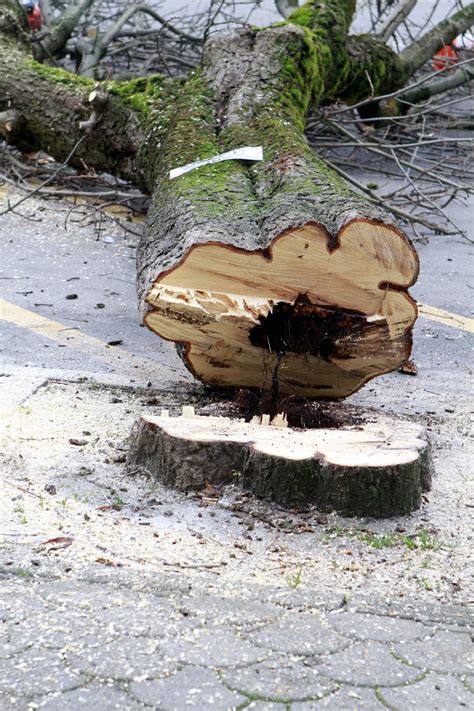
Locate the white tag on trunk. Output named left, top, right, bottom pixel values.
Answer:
left=169, top=146, right=263, bottom=179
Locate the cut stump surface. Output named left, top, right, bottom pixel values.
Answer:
left=127, top=408, right=431, bottom=518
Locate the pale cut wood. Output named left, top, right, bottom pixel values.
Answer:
left=145, top=220, right=418, bottom=398
left=127, top=410, right=431, bottom=518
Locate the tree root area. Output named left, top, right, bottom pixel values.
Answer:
left=198, top=392, right=366, bottom=430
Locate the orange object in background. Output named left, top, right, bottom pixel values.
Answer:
left=431, top=44, right=458, bottom=71
left=23, top=1, right=43, bottom=32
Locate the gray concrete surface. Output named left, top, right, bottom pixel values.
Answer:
left=0, top=190, right=473, bottom=709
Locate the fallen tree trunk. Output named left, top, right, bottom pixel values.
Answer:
left=2, top=0, right=473, bottom=398
left=139, top=15, right=419, bottom=398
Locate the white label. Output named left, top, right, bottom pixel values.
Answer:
left=169, top=146, right=263, bottom=179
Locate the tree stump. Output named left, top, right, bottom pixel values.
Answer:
left=127, top=407, right=431, bottom=518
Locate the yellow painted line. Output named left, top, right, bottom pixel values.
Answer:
left=418, top=303, right=474, bottom=333
left=0, top=298, right=182, bottom=380
left=0, top=297, right=471, bottom=383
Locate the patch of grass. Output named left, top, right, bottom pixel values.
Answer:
left=328, top=526, right=443, bottom=552
left=417, top=529, right=440, bottom=551
left=286, top=567, right=303, bottom=589
left=13, top=504, right=27, bottom=524
left=113, top=495, right=125, bottom=508
left=361, top=532, right=400, bottom=549
left=72, top=492, right=92, bottom=504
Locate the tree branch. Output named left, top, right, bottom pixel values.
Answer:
left=38, top=0, right=54, bottom=26
left=275, top=0, right=300, bottom=19
left=101, top=3, right=202, bottom=49
left=399, top=2, right=474, bottom=78
left=38, top=0, right=96, bottom=59
left=377, top=0, right=416, bottom=42
left=78, top=2, right=203, bottom=77
left=400, top=59, right=474, bottom=105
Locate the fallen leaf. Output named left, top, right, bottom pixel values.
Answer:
left=95, top=557, right=121, bottom=566
left=203, top=481, right=219, bottom=498
left=40, top=536, right=74, bottom=551
left=399, top=359, right=418, bottom=376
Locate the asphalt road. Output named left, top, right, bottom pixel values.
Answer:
left=0, top=189, right=472, bottom=412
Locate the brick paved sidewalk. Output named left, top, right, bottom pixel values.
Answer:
left=1, top=566, right=472, bottom=710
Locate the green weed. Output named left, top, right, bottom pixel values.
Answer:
left=286, top=567, right=303, bottom=589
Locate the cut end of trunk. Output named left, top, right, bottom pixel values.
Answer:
left=145, top=220, right=418, bottom=398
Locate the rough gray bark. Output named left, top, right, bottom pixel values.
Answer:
left=127, top=411, right=431, bottom=518
left=398, top=4, right=474, bottom=77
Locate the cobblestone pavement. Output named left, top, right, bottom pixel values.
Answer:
left=1, top=565, right=472, bottom=710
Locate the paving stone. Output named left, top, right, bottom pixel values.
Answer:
left=222, top=657, right=337, bottom=702
left=244, top=702, right=286, bottom=710
left=0, top=694, right=27, bottom=711
left=379, top=672, right=473, bottom=710
left=0, top=647, right=86, bottom=696
left=327, top=611, right=434, bottom=643
left=36, top=683, right=145, bottom=709
left=35, top=582, right=167, bottom=616
left=162, top=627, right=265, bottom=668
left=348, top=597, right=473, bottom=630
left=265, top=589, right=346, bottom=612
left=394, top=629, right=473, bottom=675
left=65, top=636, right=177, bottom=681
left=317, top=641, right=422, bottom=687
left=1, top=619, right=33, bottom=659
left=0, top=586, right=51, bottom=624
left=89, top=604, right=188, bottom=638
left=246, top=611, right=350, bottom=656
left=177, top=595, right=281, bottom=627
left=129, top=665, right=245, bottom=709
left=292, top=685, right=386, bottom=710
left=35, top=583, right=186, bottom=638
left=5, top=609, right=111, bottom=652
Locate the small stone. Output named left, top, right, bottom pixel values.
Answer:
left=65, top=293, right=78, bottom=300
left=95, top=303, right=105, bottom=309
left=44, top=484, right=57, bottom=495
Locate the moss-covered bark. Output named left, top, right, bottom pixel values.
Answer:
left=0, top=1, right=172, bottom=186
left=137, top=15, right=400, bottom=305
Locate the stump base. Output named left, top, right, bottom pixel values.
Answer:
left=127, top=407, right=431, bottom=518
